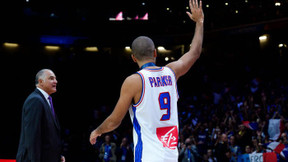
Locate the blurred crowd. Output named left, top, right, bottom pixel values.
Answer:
left=58, top=60, right=288, bottom=162
left=174, top=72, right=288, bottom=161
left=78, top=71, right=287, bottom=162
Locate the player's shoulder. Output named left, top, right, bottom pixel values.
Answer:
left=123, top=73, right=142, bottom=86
left=121, top=73, right=142, bottom=93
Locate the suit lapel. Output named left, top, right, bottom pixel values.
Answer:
left=35, top=89, right=61, bottom=130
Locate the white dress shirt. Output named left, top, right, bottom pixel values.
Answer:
left=37, top=87, right=51, bottom=107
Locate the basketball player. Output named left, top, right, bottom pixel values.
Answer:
left=90, top=0, right=204, bottom=161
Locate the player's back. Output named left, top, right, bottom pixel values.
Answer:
left=129, top=66, right=179, bottom=162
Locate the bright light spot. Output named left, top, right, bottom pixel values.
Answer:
left=166, top=8, right=170, bottom=11
left=206, top=4, right=209, bottom=8
left=235, top=10, right=239, bottom=14
left=275, top=2, right=281, bottom=6
left=165, top=57, right=169, bottom=61
left=3, top=42, right=19, bottom=48
left=125, top=46, right=132, bottom=52
left=259, top=35, right=267, bottom=41
left=140, top=13, right=148, bottom=20
left=115, top=12, right=124, bottom=21
left=157, top=46, right=166, bottom=51
left=225, top=2, right=229, bottom=6
left=85, top=47, right=98, bottom=52
left=109, top=12, right=124, bottom=21
left=45, top=45, right=60, bottom=50
left=278, top=44, right=287, bottom=48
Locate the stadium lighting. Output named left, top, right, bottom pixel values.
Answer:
left=259, top=35, right=268, bottom=41
left=125, top=46, right=132, bottom=52
left=157, top=46, right=166, bottom=51
left=278, top=44, right=287, bottom=48
left=157, top=46, right=172, bottom=54
left=45, top=45, right=60, bottom=51
left=3, top=42, right=19, bottom=48
left=259, top=34, right=269, bottom=47
left=85, top=47, right=98, bottom=52
left=275, top=2, right=281, bottom=6
left=109, top=12, right=124, bottom=21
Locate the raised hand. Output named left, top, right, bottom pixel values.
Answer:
left=186, top=0, right=204, bottom=23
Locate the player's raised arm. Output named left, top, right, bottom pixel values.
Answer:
left=167, top=0, right=204, bottom=80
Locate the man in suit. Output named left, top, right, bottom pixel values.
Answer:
left=16, top=69, right=65, bottom=162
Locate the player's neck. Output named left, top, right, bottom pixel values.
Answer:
left=139, top=61, right=156, bottom=70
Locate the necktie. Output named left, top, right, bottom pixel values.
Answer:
left=48, top=96, right=55, bottom=116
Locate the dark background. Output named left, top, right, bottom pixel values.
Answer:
left=0, top=0, right=288, bottom=161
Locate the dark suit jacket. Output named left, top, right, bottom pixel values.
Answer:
left=16, top=88, right=62, bottom=162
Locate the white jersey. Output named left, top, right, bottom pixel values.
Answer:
left=129, top=66, right=179, bottom=162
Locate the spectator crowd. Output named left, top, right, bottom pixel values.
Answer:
left=56, top=58, right=288, bottom=162
left=82, top=68, right=288, bottom=162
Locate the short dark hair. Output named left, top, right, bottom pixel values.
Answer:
left=131, top=36, right=155, bottom=61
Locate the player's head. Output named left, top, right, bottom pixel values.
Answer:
left=131, top=36, right=156, bottom=62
